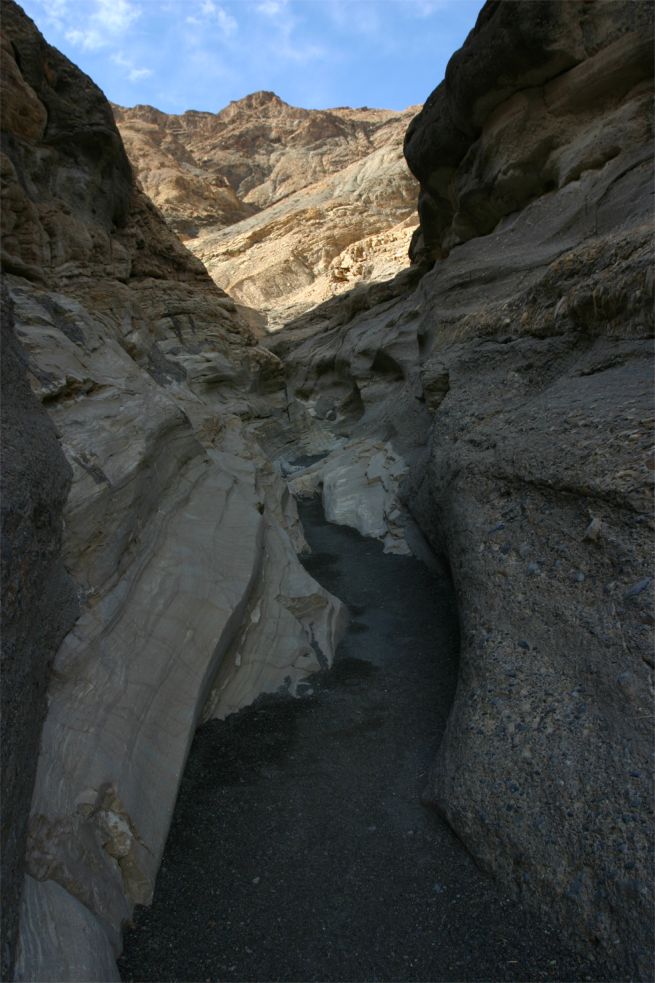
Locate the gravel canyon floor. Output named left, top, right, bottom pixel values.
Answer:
left=118, top=496, right=607, bottom=983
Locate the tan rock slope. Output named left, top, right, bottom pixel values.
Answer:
left=113, top=94, right=419, bottom=329
left=271, top=1, right=654, bottom=978
left=1, top=5, right=344, bottom=981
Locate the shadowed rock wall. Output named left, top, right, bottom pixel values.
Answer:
left=404, top=0, right=653, bottom=263
left=0, top=286, right=78, bottom=979
left=272, top=2, right=654, bottom=977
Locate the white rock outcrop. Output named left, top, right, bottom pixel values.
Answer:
left=15, top=420, right=345, bottom=983
left=288, top=438, right=411, bottom=554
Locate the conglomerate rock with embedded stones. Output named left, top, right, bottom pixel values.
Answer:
left=272, top=2, right=654, bottom=977
left=1, top=5, right=344, bottom=981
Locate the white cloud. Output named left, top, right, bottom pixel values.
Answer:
left=217, top=7, right=237, bottom=35
left=111, top=50, right=152, bottom=84
left=128, top=66, right=153, bottom=81
left=34, top=0, right=71, bottom=30
left=410, top=0, right=459, bottom=16
left=186, top=0, right=237, bottom=35
left=256, top=0, right=288, bottom=15
left=95, top=0, right=140, bottom=34
left=249, top=1, right=326, bottom=65
left=65, top=26, right=104, bottom=50
left=63, top=0, right=141, bottom=50
left=324, top=0, right=381, bottom=37
left=275, top=38, right=327, bottom=64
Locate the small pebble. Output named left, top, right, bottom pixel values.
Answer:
left=252, top=876, right=260, bottom=885
left=624, top=577, right=651, bottom=600
left=518, top=640, right=530, bottom=650
left=583, top=517, right=602, bottom=542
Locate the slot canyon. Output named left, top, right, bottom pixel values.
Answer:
left=1, top=1, right=653, bottom=981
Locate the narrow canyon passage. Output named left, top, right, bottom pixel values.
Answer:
left=118, top=496, right=602, bottom=983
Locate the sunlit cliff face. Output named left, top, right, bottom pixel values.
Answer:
left=113, top=95, right=420, bottom=330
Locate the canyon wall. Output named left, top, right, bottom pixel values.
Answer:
left=0, top=287, right=79, bottom=980
left=114, top=95, right=419, bottom=329
left=273, top=2, right=654, bottom=977
left=0, top=4, right=344, bottom=979
left=2, top=0, right=653, bottom=980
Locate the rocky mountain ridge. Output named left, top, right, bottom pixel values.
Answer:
left=113, top=93, right=419, bottom=329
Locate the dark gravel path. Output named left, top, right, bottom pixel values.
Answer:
left=119, top=496, right=602, bottom=983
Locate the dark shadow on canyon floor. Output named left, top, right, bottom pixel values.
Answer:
left=119, top=496, right=608, bottom=983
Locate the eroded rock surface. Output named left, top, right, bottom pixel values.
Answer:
left=404, top=0, right=653, bottom=264
left=287, top=439, right=411, bottom=555
left=0, top=287, right=78, bottom=980
left=1, top=5, right=343, bottom=980
left=2, top=0, right=654, bottom=980
left=114, top=94, right=419, bottom=329
left=274, top=2, right=654, bottom=977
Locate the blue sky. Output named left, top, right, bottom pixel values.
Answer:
left=21, top=0, right=482, bottom=113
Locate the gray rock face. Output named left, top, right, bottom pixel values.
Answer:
left=404, top=0, right=653, bottom=262
left=288, top=438, right=411, bottom=555
left=410, top=321, right=654, bottom=981
left=0, top=286, right=78, bottom=979
left=275, top=2, right=654, bottom=977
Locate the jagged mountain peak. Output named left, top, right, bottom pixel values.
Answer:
left=224, top=89, right=288, bottom=110
left=113, top=92, right=419, bottom=323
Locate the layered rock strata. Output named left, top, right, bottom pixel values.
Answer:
left=404, top=0, right=654, bottom=264
left=114, top=95, right=419, bottom=329
left=1, top=5, right=344, bottom=980
left=272, top=2, right=654, bottom=977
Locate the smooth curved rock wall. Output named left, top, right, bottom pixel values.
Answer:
left=0, top=287, right=78, bottom=980
left=1, top=5, right=344, bottom=980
